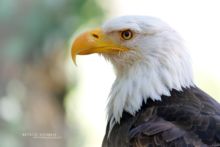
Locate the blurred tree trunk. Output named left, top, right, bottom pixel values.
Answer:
left=22, top=50, right=67, bottom=147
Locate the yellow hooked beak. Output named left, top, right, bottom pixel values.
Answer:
left=71, top=28, right=129, bottom=64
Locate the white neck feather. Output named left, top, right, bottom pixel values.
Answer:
left=106, top=44, right=194, bottom=133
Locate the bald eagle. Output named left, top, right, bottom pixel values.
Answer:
left=71, top=16, right=220, bottom=147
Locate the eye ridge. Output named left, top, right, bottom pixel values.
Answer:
left=121, top=30, right=133, bottom=40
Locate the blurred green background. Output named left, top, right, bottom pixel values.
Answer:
left=0, top=0, right=106, bottom=147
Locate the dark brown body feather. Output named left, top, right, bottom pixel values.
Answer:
left=102, top=87, right=220, bottom=147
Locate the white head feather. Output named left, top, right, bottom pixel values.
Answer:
left=101, top=16, right=194, bottom=131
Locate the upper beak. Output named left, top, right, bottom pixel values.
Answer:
left=71, top=28, right=129, bottom=64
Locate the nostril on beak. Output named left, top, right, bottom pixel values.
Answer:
left=92, top=33, right=99, bottom=39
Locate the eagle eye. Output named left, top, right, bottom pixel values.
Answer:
left=120, top=30, right=133, bottom=40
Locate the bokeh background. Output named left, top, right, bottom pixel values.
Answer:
left=0, top=0, right=219, bottom=147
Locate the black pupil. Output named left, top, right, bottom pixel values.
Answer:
left=124, top=31, right=130, bottom=37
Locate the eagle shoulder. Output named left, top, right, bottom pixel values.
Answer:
left=102, top=87, right=220, bottom=147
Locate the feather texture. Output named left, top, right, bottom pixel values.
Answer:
left=102, top=87, right=220, bottom=147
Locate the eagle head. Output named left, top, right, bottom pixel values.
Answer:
left=71, top=15, right=194, bottom=126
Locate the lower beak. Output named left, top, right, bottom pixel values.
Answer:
left=71, top=28, right=128, bottom=64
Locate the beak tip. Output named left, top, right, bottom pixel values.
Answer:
left=72, top=56, right=77, bottom=66
left=71, top=45, right=78, bottom=66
